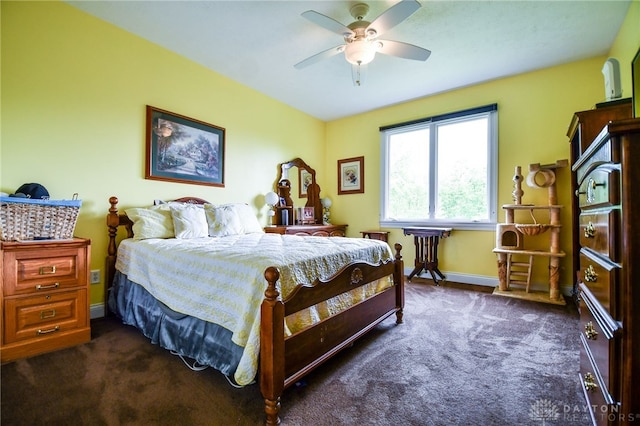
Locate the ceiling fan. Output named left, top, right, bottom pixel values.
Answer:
left=294, top=0, right=431, bottom=86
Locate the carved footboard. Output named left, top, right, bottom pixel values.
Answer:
left=260, top=245, right=404, bottom=425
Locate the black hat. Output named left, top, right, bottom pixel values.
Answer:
left=10, top=183, right=49, bottom=199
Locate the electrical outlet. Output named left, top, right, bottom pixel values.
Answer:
left=90, top=269, right=101, bottom=284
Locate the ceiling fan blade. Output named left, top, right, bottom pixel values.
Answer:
left=294, top=45, right=345, bottom=69
left=351, top=63, right=367, bottom=87
left=367, top=0, right=421, bottom=37
left=377, top=40, right=431, bottom=61
left=301, top=10, right=354, bottom=37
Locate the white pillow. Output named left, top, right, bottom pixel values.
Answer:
left=125, top=204, right=175, bottom=240
left=204, top=204, right=243, bottom=237
left=232, top=203, right=264, bottom=234
left=170, top=204, right=208, bottom=239
left=204, top=203, right=264, bottom=236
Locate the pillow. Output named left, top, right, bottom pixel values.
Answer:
left=232, top=203, right=264, bottom=234
left=204, top=203, right=264, bottom=236
left=125, top=204, right=175, bottom=240
left=170, top=204, right=208, bottom=239
left=204, top=204, right=243, bottom=237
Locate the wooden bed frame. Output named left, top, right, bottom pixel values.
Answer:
left=106, top=196, right=404, bottom=425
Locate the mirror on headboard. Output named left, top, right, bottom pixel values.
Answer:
left=273, top=158, right=321, bottom=225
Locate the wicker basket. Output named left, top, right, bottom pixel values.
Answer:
left=0, top=196, right=82, bottom=241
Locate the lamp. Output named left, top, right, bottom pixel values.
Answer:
left=265, top=191, right=279, bottom=226
left=320, top=197, right=332, bottom=225
left=344, top=39, right=379, bottom=65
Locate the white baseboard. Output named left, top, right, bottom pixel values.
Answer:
left=90, top=303, right=106, bottom=319
left=404, top=267, right=574, bottom=296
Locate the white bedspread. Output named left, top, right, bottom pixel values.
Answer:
left=115, top=233, right=393, bottom=385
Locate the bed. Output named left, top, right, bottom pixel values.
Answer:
left=105, top=196, right=404, bottom=425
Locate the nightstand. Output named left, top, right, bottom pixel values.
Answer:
left=1, top=238, right=91, bottom=362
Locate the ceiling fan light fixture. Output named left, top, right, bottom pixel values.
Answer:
left=345, top=39, right=377, bottom=65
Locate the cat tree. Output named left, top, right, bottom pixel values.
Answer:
left=493, top=159, right=567, bottom=305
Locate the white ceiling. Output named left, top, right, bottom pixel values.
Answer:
left=66, top=0, right=631, bottom=121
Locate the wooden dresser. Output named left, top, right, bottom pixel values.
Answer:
left=569, top=116, right=640, bottom=425
left=264, top=224, right=347, bottom=237
left=1, top=238, right=91, bottom=362
left=567, top=99, right=632, bottom=301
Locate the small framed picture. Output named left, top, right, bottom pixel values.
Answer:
left=296, top=207, right=315, bottom=224
left=299, top=169, right=312, bottom=198
left=338, top=156, right=364, bottom=195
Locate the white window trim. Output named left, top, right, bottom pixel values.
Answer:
left=379, top=106, right=498, bottom=231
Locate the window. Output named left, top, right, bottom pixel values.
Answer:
left=380, top=104, right=498, bottom=230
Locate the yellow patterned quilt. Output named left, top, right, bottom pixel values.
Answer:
left=115, top=233, right=394, bottom=385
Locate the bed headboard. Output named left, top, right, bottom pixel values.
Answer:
left=105, top=196, right=209, bottom=312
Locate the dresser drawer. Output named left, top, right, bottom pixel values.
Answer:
left=579, top=209, right=620, bottom=262
left=290, top=230, right=327, bottom=236
left=290, top=229, right=346, bottom=237
left=266, top=224, right=348, bottom=237
left=579, top=285, right=621, bottom=401
left=579, top=249, right=619, bottom=315
left=577, top=165, right=620, bottom=210
left=575, top=138, right=617, bottom=182
left=579, top=349, right=618, bottom=426
left=3, top=289, right=88, bottom=344
left=2, top=246, right=87, bottom=296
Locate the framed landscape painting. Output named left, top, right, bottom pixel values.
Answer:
left=145, top=106, right=225, bottom=187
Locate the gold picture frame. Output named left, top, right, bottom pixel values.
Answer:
left=145, top=106, right=225, bottom=187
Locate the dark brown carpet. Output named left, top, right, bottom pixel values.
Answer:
left=1, top=283, right=591, bottom=425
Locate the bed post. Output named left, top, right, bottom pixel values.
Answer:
left=394, top=243, right=405, bottom=324
left=106, top=196, right=121, bottom=315
left=260, top=267, right=285, bottom=426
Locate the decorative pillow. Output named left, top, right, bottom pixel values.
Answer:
left=170, top=204, right=208, bottom=239
left=204, top=204, right=244, bottom=237
left=231, top=203, right=264, bottom=234
left=125, top=204, right=175, bottom=240
left=204, top=203, right=263, bottom=236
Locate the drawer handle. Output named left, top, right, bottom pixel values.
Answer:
left=40, top=309, right=56, bottom=319
left=584, top=222, right=595, bottom=238
left=37, top=325, right=60, bottom=335
left=586, top=179, right=604, bottom=204
left=36, top=283, right=60, bottom=290
left=39, top=266, right=57, bottom=275
left=583, top=372, right=598, bottom=392
left=576, top=179, right=605, bottom=202
left=584, top=265, right=598, bottom=283
left=585, top=321, right=598, bottom=340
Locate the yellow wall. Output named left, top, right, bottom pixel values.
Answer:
left=325, top=0, right=640, bottom=286
left=1, top=1, right=325, bottom=306
left=325, top=58, right=605, bottom=284
left=609, top=0, right=640, bottom=98
left=2, top=1, right=639, bottom=307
